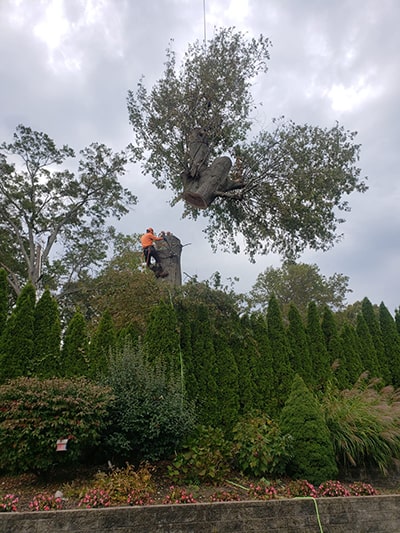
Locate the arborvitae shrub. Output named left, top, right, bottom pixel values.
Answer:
left=280, top=374, right=338, bottom=485
left=0, top=377, right=113, bottom=474
left=33, top=288, right=61, bottom=377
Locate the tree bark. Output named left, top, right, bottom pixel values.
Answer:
left=153, top=233, right=183, bottom=286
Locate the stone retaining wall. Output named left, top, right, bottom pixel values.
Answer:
left=1, top=495, right=400, bottom=532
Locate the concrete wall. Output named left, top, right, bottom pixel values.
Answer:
left=1, top=495, right=400, bottom=532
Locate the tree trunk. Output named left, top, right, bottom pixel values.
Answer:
left=154, top=233, right=183, bottom=286
left=182, top=156, right=232, bottom=208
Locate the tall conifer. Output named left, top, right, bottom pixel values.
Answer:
left=144, top=300, right=181, bottom=376
left=266, top=295, right=293, bottom=412
left=287, top=304, right=312, bottom=384
left=32, top=288, right=61, bottom=377
left=379, top=303, right=400, bottom=386
left=339, top=323, right=362, bottom=387
left=61, top=309, right=89, bottom=377
left=356, top=313, right=381, bottom=378
left=0, top=282, right=35, bottom=381
left=190, top=304, right=218, bottom=426
left=88, top=309, right=116, bottom=378
left=214, top=327, right=239, bottom=433
left=306, top=301, right=331, bottom=388
left=235, top=315, right=258, bottom=413
left=248, top=313, right=275, bottom=414
left=362, top=298, right=390, bottom=383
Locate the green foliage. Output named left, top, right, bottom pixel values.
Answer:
left=128, top=28, right=366, bottom=260
left=103, top=343, right=195, bottom=462
left=168, top=426, right=231, bottom=485
left=0, top=124, right=136, bottom=295
left=306, top=301, right=331, bottom=388
left=232, top=413, right=292, bottom=477
left=61, top=309, right=89, bottom=377
left=0, top=269, right=9, bottom=337
left=362, top=298, right=390, bottom=383
left=280, top=374, right=338, bottom=485
left=0, top=376, right=113, bottom=474
left=250, top=262, right=351, bottom=315
left=379, top=303, right=400, bottom=386
left=266, top=295, right=293, bottom=411
left=88, top=309, right=116, bottom=378
left=85, top=463, right=155, bottom=504
left=144, top=300, right=181, bottom=376
left=0, top=282, right=35, bottom=382
left=322, top=375, right=400, bottom=474
left=287, top=304, right=312, bottom=384
left=356, top=313, right=381, bottom=378
left=32, top=288, right=61, bottom=377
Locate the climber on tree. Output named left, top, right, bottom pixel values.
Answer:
left=140, top=227, right=168, bottom=277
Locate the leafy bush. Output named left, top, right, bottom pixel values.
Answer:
left=103, top=344, right=196, bottom=462
left=232, top=412, right=292, bottom=476
left=0, top=377, right=113, bottom=474
left=209, top=490, right=241, bottom=502
left=168, top=425, right=231, bottom=484
left=86, top=463, right=155, bottom=504
left=322, top=375, right=400, bottom=474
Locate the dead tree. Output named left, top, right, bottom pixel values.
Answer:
left=181, top=127, right=244, bottom=209
left=152, top=233, right=183, bottom=286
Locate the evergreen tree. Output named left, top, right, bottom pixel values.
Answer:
left=306, top=301, right=331, bottom=388
left=280, top=374, right=338, bottom=485
left=356, top=313, right=381, bottom=378
left=287, top=304, right=312, bottom=384
left=321, top=307, right=341, bottom=364
left=88, top=309, right=116, bottom=378
left=0, top=282, right=35, bottom=382
left=266, top=295, right=293, bottom=412
left=189, top=304, right=218, bottom=426
left=32, top=288, right=61, bottom=377
left=234, top=315, right=257, bottom=413
left=338, top=323, right=363, bottom=388
left=362, top=298, right=390, bottom=383
left=379, top=303, right=400, bottom=387
left=61, top=309, right=89, bottom=377
left=175, top=301, right=198, bottom=404
left=248, top=313, right=275, bottom=414
left=0, top=269, right=9, bottom=337
left=395, top=307, right=400, bottom=335
left=144, top=300, right=181, bottom=377
left=213, top=327, right=240, bottom=433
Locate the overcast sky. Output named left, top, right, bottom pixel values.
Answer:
left=1, top=0, right=399, bottom=311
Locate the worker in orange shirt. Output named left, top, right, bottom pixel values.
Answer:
left=140, top=228, right=168, bottom=277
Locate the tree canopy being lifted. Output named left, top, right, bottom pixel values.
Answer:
left=127, top=27, right=367, bottom=260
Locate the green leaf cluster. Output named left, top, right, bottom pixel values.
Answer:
left=0, top=377, right=113, bottom=474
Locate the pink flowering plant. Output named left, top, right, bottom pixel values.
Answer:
left=78, top=488, right=111, bottom=508
left=127, top=488, right=155, bottom=506
left=0, top=493, right=19, bottom=512
left=162, top=486, right=197, bottom=504
left=285, top=479, right=317, bottom=498
left=317, top=480, right=350, bottom=497
left=348, top=481, right=379, bottom=496
left=210, top=490, right=241, bottom=502
left=29, top=493, right=63, bottom=511
left=248, top=481, right=278, bottom=500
